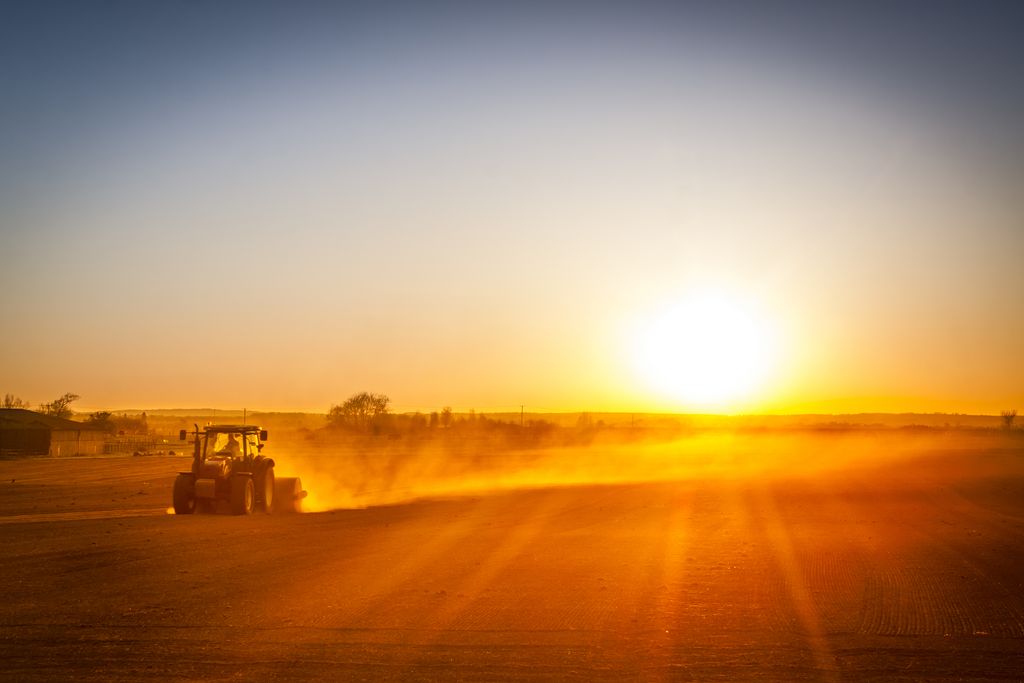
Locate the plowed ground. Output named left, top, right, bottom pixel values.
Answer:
left=1, top=444, right=1023, bottom=681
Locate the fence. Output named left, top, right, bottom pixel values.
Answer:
left=103, top=435, right=183, bottom=455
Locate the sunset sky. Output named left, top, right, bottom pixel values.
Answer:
left=2, top=2, right=1022, bottom=414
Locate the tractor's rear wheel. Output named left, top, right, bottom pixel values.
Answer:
left=230, top=475, right=254, bottom=515
left=257, top=466, right=275, bottom=513
left=172, top=474, right=196, bottom=515
left=274, top=477, right=304, bottom=513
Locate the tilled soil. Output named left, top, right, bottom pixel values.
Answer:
left=1, top=448, right=1023, bottom=681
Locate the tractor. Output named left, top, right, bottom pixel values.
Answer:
left=172, top=424, right=306, bottom=515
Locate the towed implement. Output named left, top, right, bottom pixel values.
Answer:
left=172, top=424, right=306, bottom=515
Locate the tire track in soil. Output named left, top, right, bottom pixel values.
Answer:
left=725, top=480, right=806, bottom=635
left=796, top=475, right=887, bottom=638
left=0, top=508, right=168, bottom=524
left=752, top=482, right=841, bottom=681
left=0, top=457, right=182, bottom=486
left=860, top=565, right=978, bottom=637
left=809, top=474, right=1024, bottom=639
left=915, top=484, right=1024, bottom=637
left=801, top=550, right=870, bottom=636
left=855, top=502, right=1024, bottom=637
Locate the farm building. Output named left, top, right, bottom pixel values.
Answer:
left=0, top=409, right=107, bottom=456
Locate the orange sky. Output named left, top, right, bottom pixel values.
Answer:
left=2, top=4, right=1022, bottom=416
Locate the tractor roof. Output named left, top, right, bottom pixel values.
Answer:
left=204, top=424, right=262, bottom=433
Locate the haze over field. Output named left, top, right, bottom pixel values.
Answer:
left=2, top=2, right=1022, bottom=416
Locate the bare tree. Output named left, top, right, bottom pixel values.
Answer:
left=327, top=392, right=390, bottom=431
left=440, top=406, right=453, bottom=429
left=38, top=392, right=80, bottom=419
left=1001, top=409, right=1017, bottom=430
left=2, top=393, right=28, bottom=409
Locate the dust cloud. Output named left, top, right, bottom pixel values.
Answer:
left=270, top=430, right=1016, bottom=512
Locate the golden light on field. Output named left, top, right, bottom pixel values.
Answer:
left=633, top=292, right=779, bottom=409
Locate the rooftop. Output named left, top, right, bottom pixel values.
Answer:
left=0, top=408, right=106, bottom=431
left=204, top=424, right=263, bottom=433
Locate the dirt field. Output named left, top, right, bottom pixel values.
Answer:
left=2, top=438, right=1024, bottom=681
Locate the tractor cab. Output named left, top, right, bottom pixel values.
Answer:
left=177, top=424, right=268, bottom=481
left=199, top=425, right=267, bottom=467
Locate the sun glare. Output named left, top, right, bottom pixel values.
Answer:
left=634, top=292, right=777, bottom=408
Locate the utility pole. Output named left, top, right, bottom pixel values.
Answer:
left=520, top=405, right=524, bottom=427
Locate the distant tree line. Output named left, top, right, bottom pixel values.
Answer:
left=323, top=392, right=600, bottom=448
left=85, top=411, right=149, bottom=435
left=326, top=393, right=474, bottom=435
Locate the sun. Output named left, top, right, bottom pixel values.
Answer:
left=633, top=292, right=777, bottom=408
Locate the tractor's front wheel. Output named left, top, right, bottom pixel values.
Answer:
left=257, top=465, right=275, bottom=513
left=230, top=475, right=254, bottom=515
left=172, top=474, right=196, bottom=515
